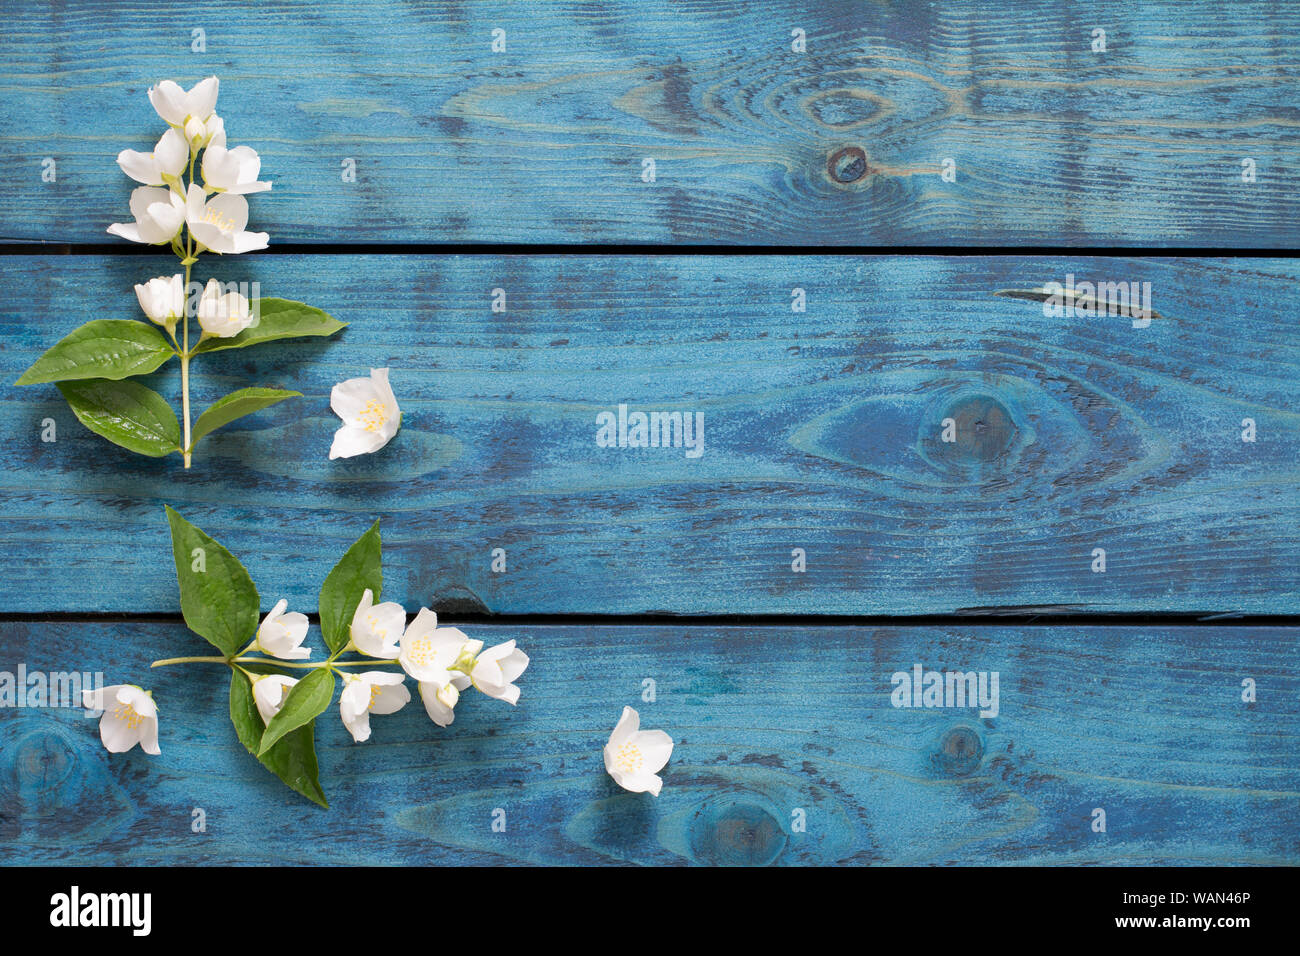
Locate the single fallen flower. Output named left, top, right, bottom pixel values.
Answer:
left=604, top=706, right=673, bottom=797
left=329, top=367, right=402, bottom=459
left=83, top=684, right=161, bottom=755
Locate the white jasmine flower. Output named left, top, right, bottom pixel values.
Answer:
left=603, top=706, right=673, bottom=796
left=107, top=186, right=186, bottom=245
left=134, top=273, right=185, bottom=327
left=469, top=640, right=529, bottom=705
left=252, top=674, right=298, bottom=725
left=340, top=671, right=409, bottom=743
left=116, top=128, right=188, bottom=187
left=83, top=684, right=160, bottom=755
left=418, top=675, right=470, bottom=727
left=329, top=368, right=401, bottom=459
left=398, top=608, right=471, bottom=684
left=196, top=278, right=255, bottom=338
left=256, top=598, right=311, bottom=660
left=148, top=76, right=219, bottom=130
left=202, top=144, right=271, bottom=194
left=349, top=588, right=403, bottom=659
left=185, top=183, right=269, bottom=255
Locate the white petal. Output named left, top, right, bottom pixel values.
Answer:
left=329, top=425, right=388, bottom=460
left=330, top=376, right=382, bottom=422
left=123, top=686, right=157, bottom=719
left=344, top=713, right=371, bottom=743
left=148, top=80, right=189, bottom=125
left=608, top=706, right=640, bottom=746
left=229, top=230, right=269, bottom=254
left=117, top=149, right=161, bottom=185
left=138, top=716, right=161, bottom=756
left=155, top=128, right=189, bottom=177
left=206, top=191, right=250, bottom=233
left=107, top=222, right=145, bottom=243
left=99, top=714, right=141, bottom=753
left=129, top=186, right=174, bottom=222
left=370, top=681, right=411, bottom=716
left=633, top=729, right=673, bottom=772
left=418, top=681, right=456, bottom=726
left=83, top=684, right=123, bottom=712
left=201, top=144, right=240, bottom=189
left=188, top=76, right=219, bottom=119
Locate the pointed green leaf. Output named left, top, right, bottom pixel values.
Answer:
left=16, top=320, right=175, bottom=385
left=258, top=667, right=335, bottom=756
left=230, top=670, right=328, bottom=808
left=165, top=506, right=260, bottom=657
left=318, top=521, right=382, bottom=655
left=191, top=387, right=302, bottom=445
left=57, top=379, right=180, bottom=457
left=193, top=298, right=346, bottom=354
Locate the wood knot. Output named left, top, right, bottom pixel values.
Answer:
left=690, top=797, right=787, bottom=865
left=9, top=726, right=85, bottom=817
left=920, top=394, right=1019, bottom=478
left=936, top=726, right=984, bottom=777
left=827, top=145, right=871, bottom=184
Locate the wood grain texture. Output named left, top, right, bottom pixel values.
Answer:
left=1, top=0, right=1298, bottom=245
left=1, top=622, right=1294, bottom=865
left=3, top=254, right=1297, bottom=615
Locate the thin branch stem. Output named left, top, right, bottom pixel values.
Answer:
left=150, top=654, right=403, bottom=670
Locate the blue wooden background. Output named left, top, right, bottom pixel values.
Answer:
left=3, top=622, right=1297, bottom=865
left=1, top=0, right=1298, bottom=867
left=1, top=0, right=1298, bottom=245
left=2, top=255, right=1296, bottom=615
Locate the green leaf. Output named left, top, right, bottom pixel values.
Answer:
left=230, top=670, right=328, bottom=808
left=193, top=298, right=346, bottom=354
left=165, top=505, right=260, bottom=657
left=16, top=320, right=175, bottom=385
left=191, top=387, right=302, bottom=445
left=258, top=667, right=335, bottom=756
left=318, top=521, right=382, bottom=655
left=57, top=379, right=181, bottom=457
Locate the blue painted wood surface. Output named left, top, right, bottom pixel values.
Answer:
left=1, top=0, right=1298, bottom=245
left=2, top=255, right=1296, bottom=615
left=1, top=622, right=1295, bottom=865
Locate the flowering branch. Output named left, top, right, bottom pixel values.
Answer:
left=85, top=509, right=529, bottom=808
left=14, top=77, right=346, bottom=468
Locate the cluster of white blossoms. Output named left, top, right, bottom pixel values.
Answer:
left=251, top=588, right=529, bottom=743
left=111, top=76, right=269, bottom=341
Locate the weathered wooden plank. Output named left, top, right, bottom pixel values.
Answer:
left=2, top=254, right=1297, bottom=615
left=1, top=622, right=1294, bottom=865
left=1, top=0, right=1297, bottom=245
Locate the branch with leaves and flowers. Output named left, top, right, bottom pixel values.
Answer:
left=85, top=508, right=529, bottom=807
left=15, top=77, right=345, bottom=468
